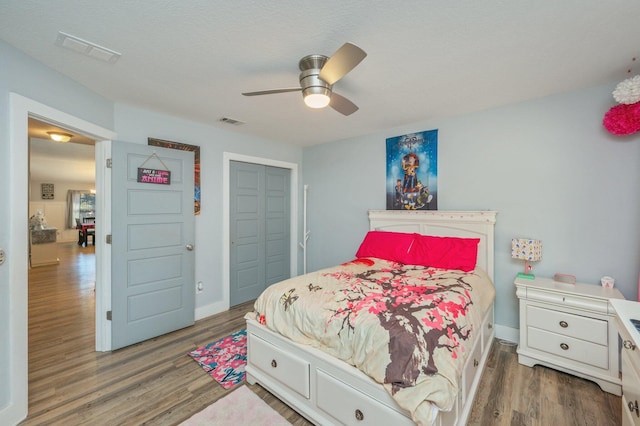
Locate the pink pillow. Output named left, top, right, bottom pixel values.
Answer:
left=355, top=231, right=417, bottom=263
left=406, top=235, right=480, bottom=272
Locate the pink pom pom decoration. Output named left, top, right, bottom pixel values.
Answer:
left=602, top=101, right=640, bottom=135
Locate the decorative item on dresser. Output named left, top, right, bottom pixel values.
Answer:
left=515, top=276, right=625, bottom=395
left=610, top=299, right=640, bottom=426
left=511, top=238, right=542, bottom=279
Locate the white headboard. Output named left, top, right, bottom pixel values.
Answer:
left=368, top=210, right=497, bottom=281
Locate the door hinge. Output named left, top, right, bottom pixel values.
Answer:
left=106, top=158, right=112, bottom=168
left=106, top=234, right=112, bottom=244
left=106, top=310, right=112, bottom=320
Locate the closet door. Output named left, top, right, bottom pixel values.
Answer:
left=265, top=166, right=290, bottom=287
left=230, top=162, right=290, bottom=306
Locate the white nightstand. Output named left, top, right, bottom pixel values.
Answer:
left=515, top=276, right=625, bottom=395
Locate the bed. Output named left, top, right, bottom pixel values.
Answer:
left=245, top=210, right=497, bottom=425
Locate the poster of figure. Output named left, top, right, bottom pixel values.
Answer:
left=386, top=129, right=438, bottom=210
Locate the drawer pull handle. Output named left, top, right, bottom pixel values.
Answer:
left=559, top=321, right=568, bottom=328
left=473, top=359, right=479, bottom=367
left=560, top=343, right=569, bottom=351
left=623, top=340, right=637, bottom=351
left=271, top=359, right=277, bottom=368
left=628, top=400, right=639, bottom=417
left=355, top=409, right=364, bottom=421
left=488, top=323, right=493, bottom=329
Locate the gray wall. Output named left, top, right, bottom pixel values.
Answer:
left=113, top=104, right=303, bottom=307
left=302, top=83, right=640, bottom=331
left=0, top=40, right=114, bottom=411
left=0, top=39, right=303, bottom=415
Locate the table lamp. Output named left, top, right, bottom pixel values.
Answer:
left=512, top=238, right=542, bottom=280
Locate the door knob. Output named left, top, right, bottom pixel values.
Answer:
left=186, top=244, right=194, bottom=251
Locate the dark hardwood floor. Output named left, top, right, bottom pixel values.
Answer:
left=21, top=242, right=620, bottom=425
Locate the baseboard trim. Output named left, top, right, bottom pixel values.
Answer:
left=195, top=301, right=229, bottom=321
left=494, top=324, right=519, bottom=344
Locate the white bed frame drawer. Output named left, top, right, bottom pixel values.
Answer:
left=316, top=369, right=414, bottom=426
left=481, top=308, right=494, bottom=352
left=527, top=327, right=608, bottom=369
left=527, top=305, right=607, bottom=345
left=249, top=332, right=310, bottom=398
left=462, top=338, right=482, bottom=404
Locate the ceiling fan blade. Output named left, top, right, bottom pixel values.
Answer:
left=330, top=92, right=359, bottom=116
left=242, top=88, right=302, bottom=96
left=319, top=42, right=367, bottom=85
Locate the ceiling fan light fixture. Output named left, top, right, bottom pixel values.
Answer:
left=304, top=93, right=331, bottom=109
left=47, top=132, right=73, bottom=143
left=303, top=86, right=331, bottom=109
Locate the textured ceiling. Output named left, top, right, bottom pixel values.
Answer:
left=2, top=1, right=639, bottom=147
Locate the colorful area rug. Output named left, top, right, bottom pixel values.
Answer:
left=179, top=385, right=290, bottom=426
left=188, top=329, right=247, bottom=389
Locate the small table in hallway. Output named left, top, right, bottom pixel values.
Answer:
left=78, top=223, right=95, bottom=247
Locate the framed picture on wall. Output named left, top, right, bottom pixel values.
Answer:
left=41, top=183, right=54, bottom=200
left=148, top=138, right=201, bottom=215
left=386, top=129, right=438, bottom=210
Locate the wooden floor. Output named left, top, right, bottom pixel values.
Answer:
left=22, top=242, right=621, bottom=425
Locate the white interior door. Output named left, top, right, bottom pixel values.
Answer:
left=110, top=141, right=195, bottom=350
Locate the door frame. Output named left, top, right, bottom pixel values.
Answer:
left=223, top=152, right=298, bottom=310
left=6, top=93, right=116, bottom=423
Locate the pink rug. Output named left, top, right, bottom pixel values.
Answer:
left=187, top=329, right=246, bottom=389
left=179, top=385, right=291, bottom=426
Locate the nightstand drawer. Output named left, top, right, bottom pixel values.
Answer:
left=527, top=305, right=607, bottom=345
left=528, top=327, right=608, bottom=369
left=526, top=287, right=610, bottom=314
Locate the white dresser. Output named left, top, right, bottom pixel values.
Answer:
left=515, top=276, right=625, bottom=395
left=611, top=299, right=640, bottom=426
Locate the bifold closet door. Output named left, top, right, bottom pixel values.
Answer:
left=230, top=161, right=290, bottom=306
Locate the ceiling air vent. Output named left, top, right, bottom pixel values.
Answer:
left=55, top=32, right=121, bottom=63
left=219, top=117, right=245, bottom=126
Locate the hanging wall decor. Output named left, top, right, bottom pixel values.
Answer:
left=148, top=138, right=201, bottom=214
left=386, top=129, right=438, bottom=210
left=603, top=58, right=640, bottom=136
left=41, top=183, right=54, bottom=200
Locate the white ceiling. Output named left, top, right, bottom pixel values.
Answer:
left=27, top=118, right=96, bottom=185
left=2, top=1, right=639, bottom=147
left=30, top=137, right=95, bottom=184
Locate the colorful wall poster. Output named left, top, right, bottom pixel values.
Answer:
left=148, top=138, right=201, bottom=215
left=386, top=129, right=438, bottom=210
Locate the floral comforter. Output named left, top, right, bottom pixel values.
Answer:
left=247, top=258, right=495, bottom=425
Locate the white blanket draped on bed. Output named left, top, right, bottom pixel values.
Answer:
left=247, top=257, right=495, bottom=425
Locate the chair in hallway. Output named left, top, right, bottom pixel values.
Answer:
left=77, top=217, right=95, bottom=247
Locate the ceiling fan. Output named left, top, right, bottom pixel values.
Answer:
left=242, top=42, right=367, bottom=116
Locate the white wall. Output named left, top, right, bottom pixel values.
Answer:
left=29, top=180, right=96, bottom=242
left=113, top=104, right=303, bottom=315
left=29, top=180, right=95, bottom=203
left=302, top=83, right=640, bottom=332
